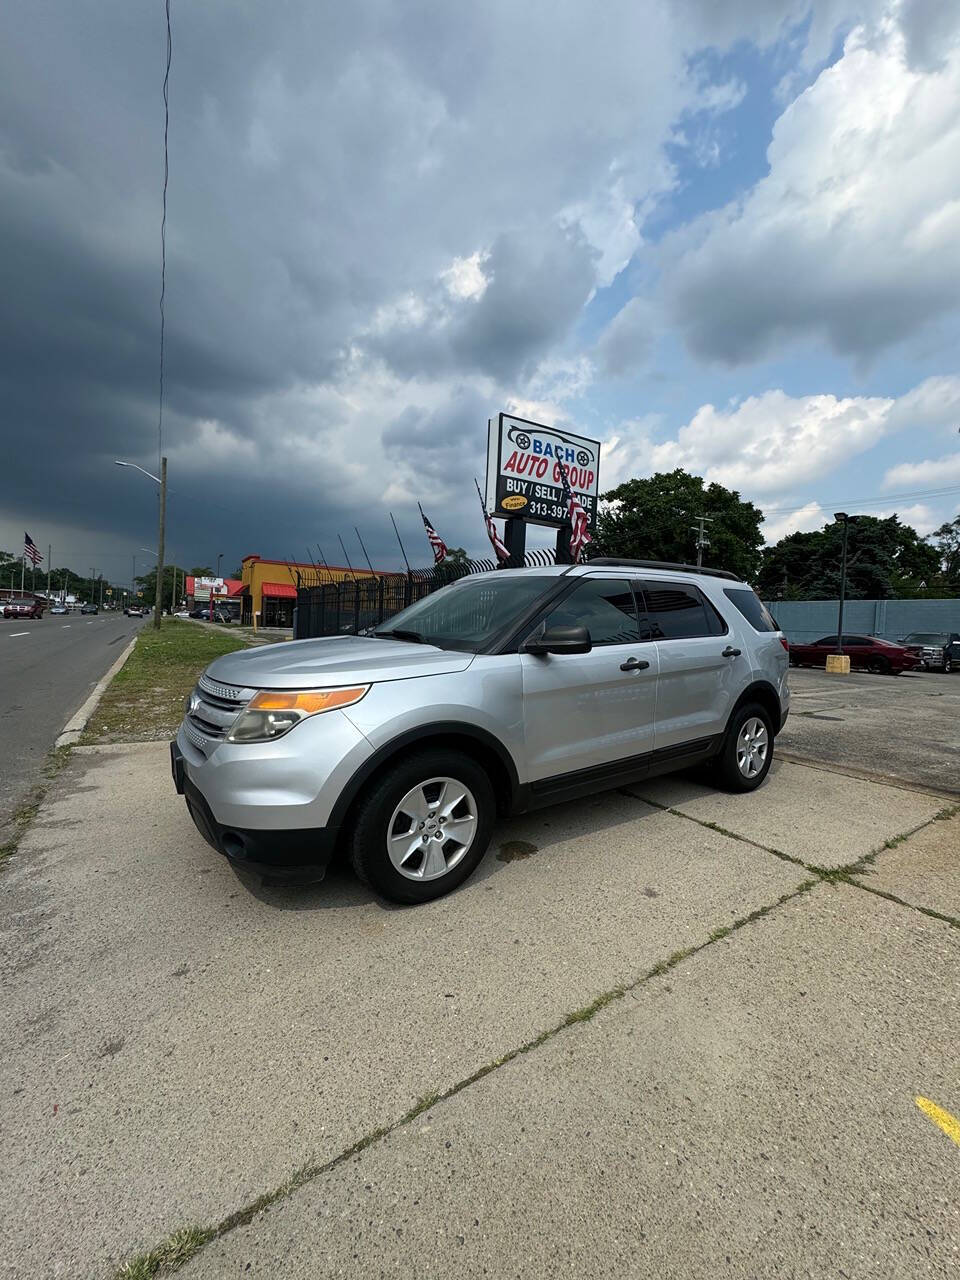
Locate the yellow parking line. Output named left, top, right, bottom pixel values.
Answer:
left=916, top=1096, right=960, bottom=1147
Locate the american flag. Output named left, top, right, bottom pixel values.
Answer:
left=557, top=465, right=592, bottom=561
left=24, top=532, right=43, bottom=566
left=475, top=479, right=508, bottom=563
left=418, top=504, right=448, bottom=565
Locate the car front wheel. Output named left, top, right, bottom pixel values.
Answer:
left=350, top=749, right=496, bottom=904
left=944, top=658, right=953, bottom=674
left=714, top=703, right=774, bottom=793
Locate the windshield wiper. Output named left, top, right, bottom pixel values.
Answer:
left=375, top=628, right=427, bottom=644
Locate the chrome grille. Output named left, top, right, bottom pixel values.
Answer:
left=186, top=676, right=256, bottom=752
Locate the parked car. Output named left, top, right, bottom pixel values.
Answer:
left=172, top=559, right=790, bottom=904
left=124, top=605, right=144, bottom=617
left=788, top=633, right=919, bottom=674
left=3, top=598, right=44, bottom=619
left=50, top=603, right=69, bottom=615
left=80, top=603, right=99, bottom=615
left=897, top=631, right=960, bottom=673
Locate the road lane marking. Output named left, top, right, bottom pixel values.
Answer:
left=916, top=1096, right=960, bottom=1148
left=9, top=631, right=29, bottom=637
left=62, top=624, right=71, bottom=628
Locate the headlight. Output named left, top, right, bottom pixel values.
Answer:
left=226, top=686, right=369, bottom=744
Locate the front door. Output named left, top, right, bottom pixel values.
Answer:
left=520, top=577, right=658, bottom=783
left=637, top=578, right=742, bottom=752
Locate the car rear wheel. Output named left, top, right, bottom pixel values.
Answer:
left=867, top=657, right=890, bottom=675
left=713, top=703, right=774, bottom=793
left=350, top=749, right=495, bottom=904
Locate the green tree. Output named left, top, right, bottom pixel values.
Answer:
left=190, top=565, right=214, bottom=576
left=441, top=546, right=469, bottom=568
left=135, top=564, right=188, bottom=612
left=929, top=516, right=960, bottom=588
left=757, top=514, right=942, bottom=600
left=592, top=469, right=764, bottom=582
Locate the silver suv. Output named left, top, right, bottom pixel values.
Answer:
left=171, top=559, right=790, bottom=903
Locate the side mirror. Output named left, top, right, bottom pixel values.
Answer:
left=522, top=624, right=592, bottom=656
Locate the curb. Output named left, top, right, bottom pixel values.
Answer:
left=56, top=635, right=139, bottom=747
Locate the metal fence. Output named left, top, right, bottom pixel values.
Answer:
left=294, top=548, right=557, bottom=639
left=762, top=597, right=960, bottom=644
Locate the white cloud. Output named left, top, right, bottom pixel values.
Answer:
left=883, top=451, right=960, bottom=489
left=440, top=251, right=490, bottom=301
left=653, top=389, right=893, bottom=493
left=760, top=501, right=827, bottom=543
left=666, top=8, right=960, bottom=363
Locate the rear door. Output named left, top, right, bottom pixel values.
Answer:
left=520, top=576, right=658, bottom=782
left=637, top=578, right=743, bottom=752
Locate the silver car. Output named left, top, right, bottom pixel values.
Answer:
left=171, top=559, right=790, bottom=903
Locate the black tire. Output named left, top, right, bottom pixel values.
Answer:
left=713, top=702, right=775, bottom=793
left=944, top=658, right=952, bottom=674
left=349, top=749, right=495, bottom=904
left=867, top=657, right=890, bottom=675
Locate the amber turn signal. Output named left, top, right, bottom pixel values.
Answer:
left=247, top=687, right=369, bottom=714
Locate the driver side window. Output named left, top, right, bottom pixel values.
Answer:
left=542, top=578, right=639, bottom=647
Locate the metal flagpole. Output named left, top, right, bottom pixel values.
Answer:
left=354, top=527, right=379, bottom=579
left=389, top=512, right=411, bottom=576
left=337, top=534, right=359, bottom=582
left=20, top=554, right=24, bottom=595
left=316, top=545, right=333, bottom=583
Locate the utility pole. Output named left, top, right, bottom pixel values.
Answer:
left=689, top=513, right=715, bottom=568
left=47, top=545, right=51, bottom=599
left=90, top=568, right=95, bottom=604
left=154, top=456, right=167, bottom=629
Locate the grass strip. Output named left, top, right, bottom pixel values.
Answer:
left=112, top=877, right=816, bottom=1277
left=82, top=621, right=246, bottom=745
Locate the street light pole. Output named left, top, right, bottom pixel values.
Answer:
left=833, top=512, right=858, bottom=656
left=115, top=458, right=167, bottom=629
left=216, top=553, right=223, bottom=579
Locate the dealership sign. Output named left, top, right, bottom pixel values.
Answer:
left=485, top=413, right=601, bottom=531
left=194, top=575, right=225, bottom=601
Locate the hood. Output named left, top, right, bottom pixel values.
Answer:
left=205, top=634, right=476, bottom=690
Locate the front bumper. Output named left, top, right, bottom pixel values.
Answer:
left=171, top=741, right=339, bottom=884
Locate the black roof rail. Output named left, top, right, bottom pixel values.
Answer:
left=585, top=557, right=742, bottom=582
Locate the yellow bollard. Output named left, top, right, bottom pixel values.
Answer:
left=825, top=653, right=850, bottom=674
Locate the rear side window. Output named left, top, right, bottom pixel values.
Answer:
left=723, top=587, right=778, bottom=633
left=543, top=578, right=639, bottom=646
left=639, top=580, right=725, bottom=640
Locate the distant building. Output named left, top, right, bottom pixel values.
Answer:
left=184, top=576, right=245, bottom=620
left=239, top=555, right=386, bottom=628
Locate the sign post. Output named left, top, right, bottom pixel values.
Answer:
left=485, top=414, right=601, bottom=564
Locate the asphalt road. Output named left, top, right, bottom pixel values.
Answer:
left=779, top=666, right=960, bottom=793
left=0, top=610, right=145, bottom=826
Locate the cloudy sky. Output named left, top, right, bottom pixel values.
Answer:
left=2, top=0, right=960, bottom=582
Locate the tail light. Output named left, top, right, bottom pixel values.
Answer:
left=780, top=636, right=790, bottom=652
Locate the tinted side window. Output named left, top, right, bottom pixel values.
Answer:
left=723, top=587, right=777, bottom=633
left=639, top=580, right=714, bottom=640
left=814, top=636, right=837, bottom=646
left=846, top=635, right=871, bottom=646
left=543, top=578, right=639, bottom=646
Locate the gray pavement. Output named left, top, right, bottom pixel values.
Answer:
left=779, top=667, right=960, bottom=793
left=0, top=610, right=144, bottom=826
left=1, top=740, right=957, bottom=1279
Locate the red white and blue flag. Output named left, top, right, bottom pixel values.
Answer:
left=475, top=479, right=508, bottom=563
left=23, top=532, right=42, bottom=566
left=418, top=504, right=448, bottom=565
left=557, top=465, right=592, bottom=561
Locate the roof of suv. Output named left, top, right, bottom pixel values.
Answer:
left=480, top=559, right=745, bottom=584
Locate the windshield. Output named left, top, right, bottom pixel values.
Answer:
left=903, top=633, right=947, bottom=644
left=375, top=574, right=556, bottom=652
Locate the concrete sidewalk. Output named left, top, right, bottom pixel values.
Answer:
left=0, top=743, right=956, bottom=1278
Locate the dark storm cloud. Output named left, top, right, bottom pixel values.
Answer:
left=3, top=0, right=869, bottom=568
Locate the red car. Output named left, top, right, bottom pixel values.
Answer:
left=2, top=598, right=44, bottom=620
left=788, top=633, right=919, bottom=675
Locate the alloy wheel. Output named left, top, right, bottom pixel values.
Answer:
left=736, top=717, right=769, bottom=779
left=387, top=776, right=478, bottom=882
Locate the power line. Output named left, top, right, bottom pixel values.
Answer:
left=158, top=0, right=171, bottom=475
left=759, top=483, right=960, bottom=518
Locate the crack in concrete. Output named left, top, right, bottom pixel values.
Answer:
left=112, top=876, right=819, bottom=1278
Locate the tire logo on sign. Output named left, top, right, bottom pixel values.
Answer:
left=502, top=494, right=528, bottom=510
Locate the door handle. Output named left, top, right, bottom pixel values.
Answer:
left=722, top=646, right=742, bottom=658
left=620, top=657, right=650, bottom=672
